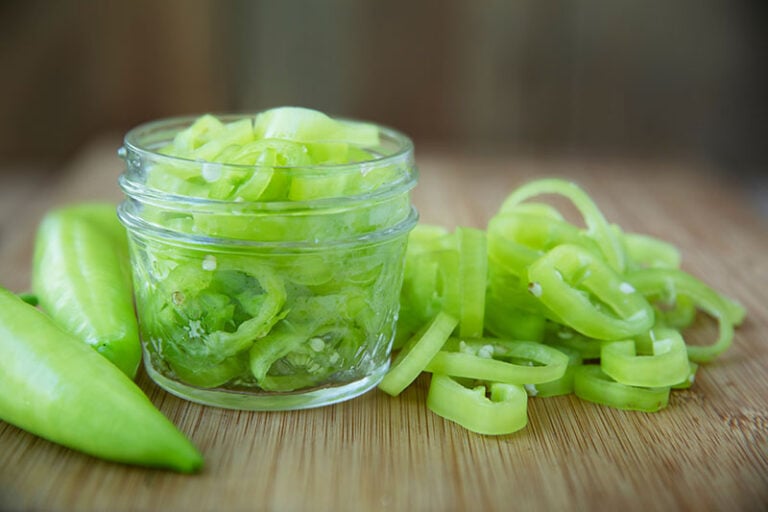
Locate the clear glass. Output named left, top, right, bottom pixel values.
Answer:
left=118, top=114, right=418, bottom=410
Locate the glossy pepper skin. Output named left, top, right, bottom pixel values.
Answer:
left=0, top=287, right=203, bottom=472
left=32, top=203, right=141, bottom=378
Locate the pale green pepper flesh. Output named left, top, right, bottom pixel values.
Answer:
left=128, top=108, right=413, bottom=393
left=32, top=203, right=141, bottom=378
left=385, top=178, right=745, bottom=434
left=0, top=288, right=203, bottom=472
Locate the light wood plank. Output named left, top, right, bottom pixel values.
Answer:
left=0, top=143, right=766, bottom=511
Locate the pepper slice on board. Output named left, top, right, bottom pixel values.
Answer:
left=527, top=243, right=654, bottom=340
left=378, top=311, right=458, bottom=396
left=601, top=328, right=690, bottom=388
left=427, top=374, right=528, bottom=435
left=425, top=338, right=568, bottom=385
left=573, top=364, right=670, bottom=412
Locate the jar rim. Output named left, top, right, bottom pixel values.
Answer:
left=117, top=202, right=419, bottom=251
left=118, top=170, right=417, bottom=212
left=121, top=113, right=415, bottom=173
left=118, top=112, right=419, bottom=248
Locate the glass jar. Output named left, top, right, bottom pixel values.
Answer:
left=117, top=114, right=418, bottom=410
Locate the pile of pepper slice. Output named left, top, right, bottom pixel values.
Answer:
left=381, top=178, right=746, bottom=435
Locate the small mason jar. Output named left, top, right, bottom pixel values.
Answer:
left=117, top=114, right=418, bottom=410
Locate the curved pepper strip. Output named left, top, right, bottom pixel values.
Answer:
left=600, top=328, right=690, bottom=387
left=408, top=256, right=441, bottom=313
left=623, top=232, right=681, bottom=270
left=425, top=338, right=568, bottom=385
left=499, top=201, right=566, bottom=220
left=486, top=262, right=550, bottom=317
left=249, top=293, right=360, bottom=391
left=671, top=362, right=699, bottom=390
left=498, top=178, right=626, bottom=273
left=528, top=344, right=582, bottom=397
left=484, top=304, right=547, bottom=342
left=573, top=365, right=670, bottom=412
left=205, top=268, right=287, bottom=359
left=157, top=261, right=287, bottom=388
left=398, top=225, right=452, bottom=337
left=654, top=293, right=697, bottom=330
left=527, top=244, right=655, bottom=340
left=627, top=268, right=745, bottom=363
left=378, top=312, right=458, bottom=396
left=544, top=324, right=603, bottom=359
left=487, top=230, right=541, bottom=277
left=427, top=374, right=528, bottom=435
left=403, top=247, right=461, bottom=322
left=457, top=227, right=488, bottom=338
left=248, top=327, right=309, bottom=387
left=407, top=224, right=452, bottom=251
left=395, top=226, right=462, bottom=346
left=395, top=256, right=441, bottom=348
left=489, top=212, right=602, bottom=269
left=435, top=249, right=461, bottom=319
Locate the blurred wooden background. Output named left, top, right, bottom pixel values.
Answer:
left=0, top=0, right=766, bottom=175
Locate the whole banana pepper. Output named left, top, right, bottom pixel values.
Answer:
left=32, top=203, right=141, bottom=378
left=0, top=287, right=203, bottom=472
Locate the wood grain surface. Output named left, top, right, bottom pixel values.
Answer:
left=0, top=137, right=766, bottom=511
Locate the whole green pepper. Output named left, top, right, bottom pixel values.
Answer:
left=0, top=287, right=203, bottom=472
left=32, top=203, right=141, bottom=378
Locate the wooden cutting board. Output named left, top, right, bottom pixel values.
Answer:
left=1, top=138, right=766, bottom=511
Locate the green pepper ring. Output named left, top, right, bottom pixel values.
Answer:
left=425, top=338, right=569, bottom=385
left=527, top=244, right=655, bottom=340
left=600, top=328, right=690, bottom=388
left=427, top=373, right=528, bottom=435
left=573, top=365, right=670, bottom=412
